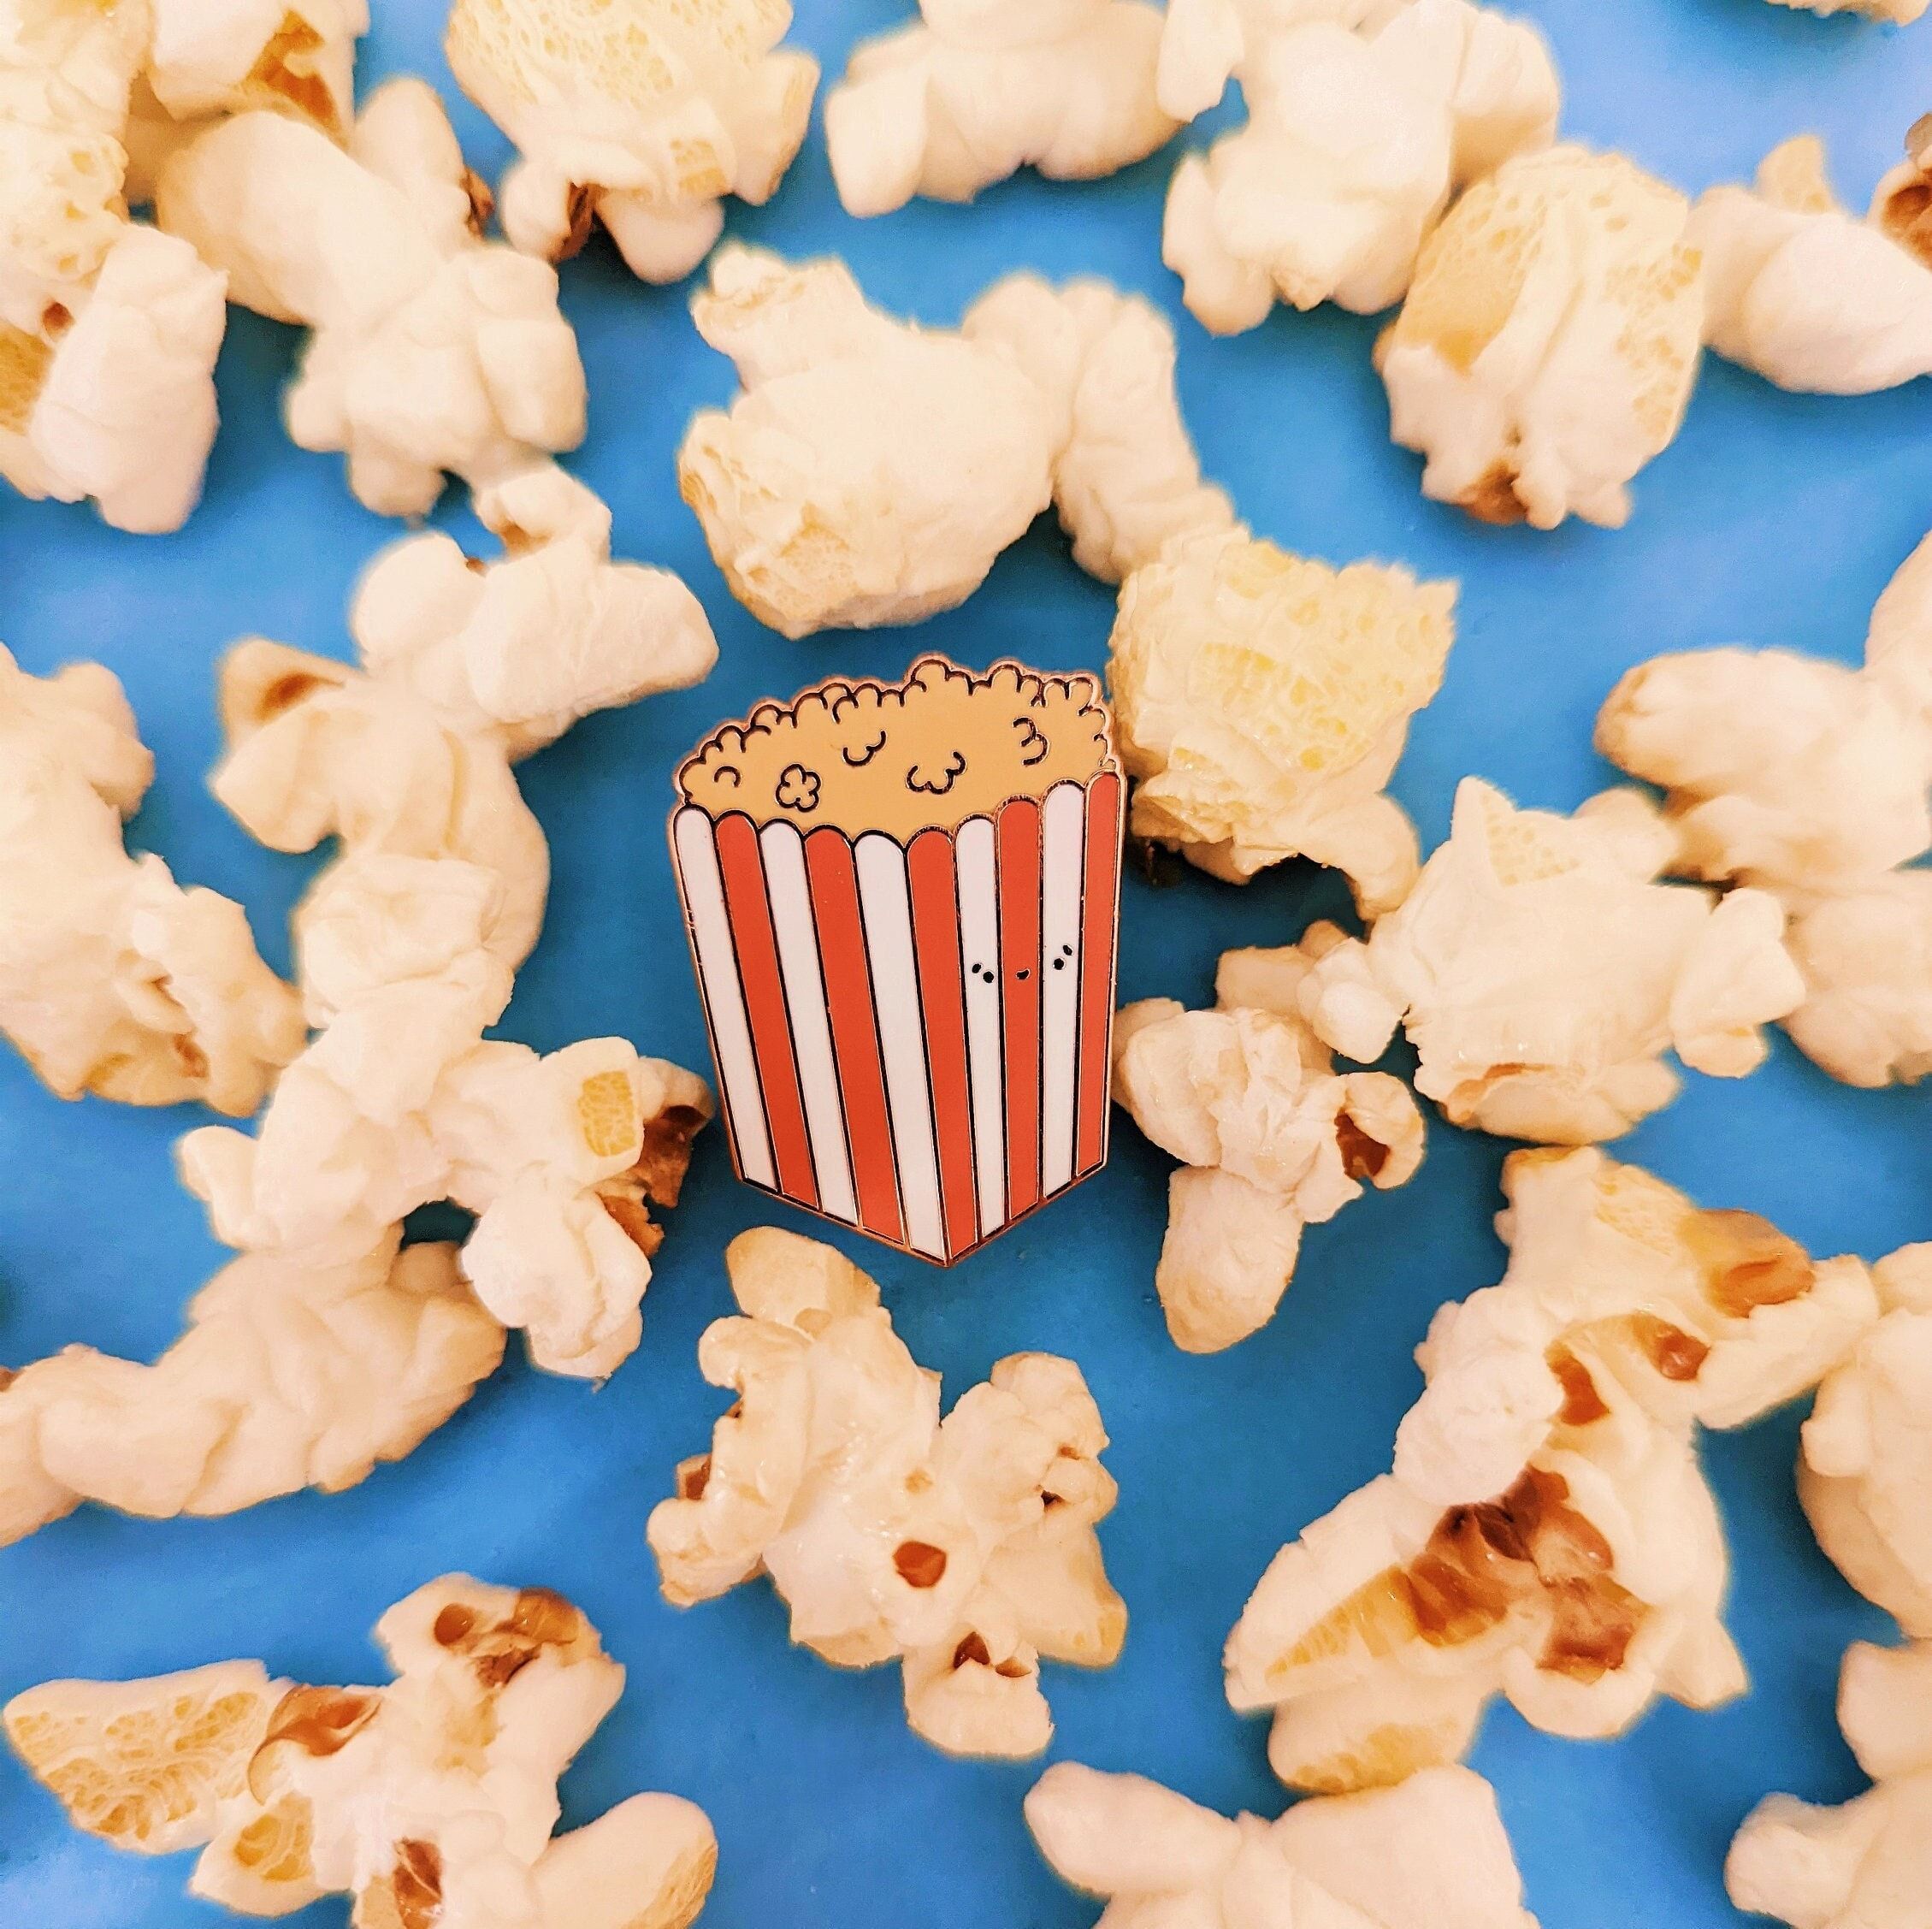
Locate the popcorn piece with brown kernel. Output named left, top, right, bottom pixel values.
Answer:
left=677, top=245, right=1232, bottom=636
left=1226, top=1147, right=1882, bottom=1795
left=1108, top=526, right=1455, bottom=911
left=3, top=1577, right=718, bottom=1929
left=1379, top=145, right=1704, bottom=530
left=0, top=0, right=152, bottom=336
left=1728, top=1641, right=1932, bottom=1929
left=1026, top=1759, right=1540, bottom=1929
left=647, top=1228, right=1126, bottom=1756
left=446, top=0, right=818, bottom=283
left=177, top=871, right=711, bottom=1380
left=0, top=644, right=304, bottom=1115
left=1691, top=127, right=1932, bottom=396
left=1113, top=932, right=1426, bottom=1352
left=143, top=0, right=367, bottom=141
left=1294, top=778, right=1805, bottom=1143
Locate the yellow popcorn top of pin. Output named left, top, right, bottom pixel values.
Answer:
left=676, top=654, right=1118, bottom=841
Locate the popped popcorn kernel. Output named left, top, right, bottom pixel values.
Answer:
left=447, top=0, right=818, bottom=282
left=1109, top=525, right=1453, bottom=910
left=826, top=0, right=1176, bottom=220
left=7, top=1579, right=719, bottom=1929
left=1382, top=145, right=1703, bottom=530
left=647, top=1229, right=1125, bottom=1755
left=1226, top=1148, right=1881, bottom=1793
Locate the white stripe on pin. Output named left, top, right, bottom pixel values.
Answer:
left=856, top=833, right=947, bottom=1259
left=673, top=808, right=776, bottom=1190
left=954, top=815, right=1006, bottom=1238
left=759, top=820, right=859, bottom=1225
left=1039, top=781, right=1087, bottom=1198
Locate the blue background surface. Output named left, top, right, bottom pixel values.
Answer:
left=3, top=3, right=1929, bottom=1923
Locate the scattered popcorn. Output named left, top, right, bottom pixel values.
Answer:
left=825, top=0, right=1175, bottom=219
left=677, top=244, right=1232, bottom=636
left=1108, top=524, right=1454, bottom=909
left=647, top=1228, right=1126, bottom=1756
left=1164, top=0, right=1559, bottom=330
left=1293, top=778, right=1804, bottom=1142
left=210, top=465, right=717, bottom=991
left=1691, top=129, right=1932, bottom=395
left=1727, top=1641, right=1932, bottom=1929
left=1113, top=932, right=1425, bottom=1352
left=446, top=0, right=818, bottom=283
left=1226, top=1148, right=1879, bottom=1793
left=0, top=643, right=303, bottom=1114
left=0, top=1232, right=505, bottom=1545
left=156, top=80, right=588, bottom=517
left=1598, top=528, right=1932, bottom=1086
left=177, top=867, right=712, bottom=1379
left=1800, top=1245, right=1932, bottom=1636
left=1379, top=144, right=1704, bottom=529
left=1027, top=1760, right=1539, bottom=1929
left=3, top=1576, right=718, bottom=1929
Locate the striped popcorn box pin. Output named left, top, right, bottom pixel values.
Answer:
left=671, top=656, right=1125, bottom=1265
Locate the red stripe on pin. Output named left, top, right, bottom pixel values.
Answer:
left=804, top=829, right=905, bottom=1246
left=998, top=798, right=1043, bottom=1219
left=907, top=830, right=978, bottom=1262
left=714, top=814, right=820, bottom=1211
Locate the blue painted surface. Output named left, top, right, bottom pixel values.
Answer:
left=1, top=3, right=1929, bottom=1923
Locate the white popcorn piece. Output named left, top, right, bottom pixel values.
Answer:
left=0, top=9, right=208, bottom=531
left=1379, top=144, right=1704, bottom=530
left=1800, top=1246, right=1932, bottom=1636
left=647, top=1228, right=1126, bottom=1756
left=825, top=0, right=1176, bottom=220
left=156, top=80, right=588, bottom=517
left=1728, top=1642, right=1932, bottom=1929
left=1762, top=0, right=1926, bottom=21
left=0, top=221, right=225, bottom=533
left=1226, top=1147, right=1877, bottom=1793
left=677, top=244, right=1233, bottom=636
left=3, top=1577, right=718, bottom=1929
left=446, top=0, right=819, bottom=283
left=178, top=878, right=712, bottom=1380
left=1692, top=130, right=1932, bottom=396
left=1027, top=1760, right=1539, bottom=1929
left=0, top=0, right=151, bottom=335
left=0, top=644, right=303, bottom=1114
left=1155, top=0, right=1410, bottom=124
left=1598, top=530, right=1932, bottom=1087
left=1108, top=525, right=1454, bottom=909
left=1296, top=778, right=1805, bottom=1143
left=1113, top=932, right=1425, bottom=1352
left=0, top=1232, right=505, bottom=1546
left=211, top=465, right=718, bottom=992
left=144, top=0, right=367, bottom=139
left=1164, top=0, right=1559, bottom=331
